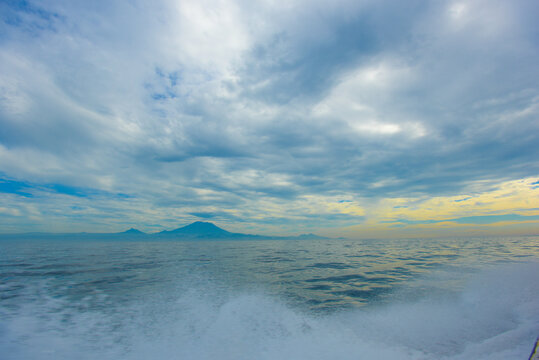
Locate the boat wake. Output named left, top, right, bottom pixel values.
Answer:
left=1, top=262, right=538, bottom=360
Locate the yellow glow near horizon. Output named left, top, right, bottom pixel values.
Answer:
left=373, top=177, right=539, bottom=222
left=321, top=177, right=539, bottom=238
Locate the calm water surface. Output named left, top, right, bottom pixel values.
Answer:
left=1, top=236, right=538, bottom=359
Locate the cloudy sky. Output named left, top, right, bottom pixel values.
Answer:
left=0, top=0, right=538, bottom=237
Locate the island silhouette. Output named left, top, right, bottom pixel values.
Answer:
left=1, top=221, right=334, bottom=240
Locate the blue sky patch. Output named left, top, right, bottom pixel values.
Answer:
left=48, top=184, right=90, bottom=197
left=452, top=214, right=539, bottom=224
left=0, top=179, right=34, bottom=197
left=388, top=214, right=539, bottom=226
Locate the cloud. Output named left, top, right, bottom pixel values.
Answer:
left=0, top=0, right=538, bottom=235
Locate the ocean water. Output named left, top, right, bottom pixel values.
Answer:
left=0, top=236, right=538, bottom=359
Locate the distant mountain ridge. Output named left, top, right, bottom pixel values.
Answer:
left=158, top=221, right=231, bottom=236
left=0, top=221, right=335, bottom=241
left=153, top=222, right=333, bottom=240
left=122, top=228, right=145, bottom=235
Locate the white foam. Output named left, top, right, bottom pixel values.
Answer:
left=1, top=263, right=538, bottom=360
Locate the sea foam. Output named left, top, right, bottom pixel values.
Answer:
left=1, top=262, right=538, bottom=360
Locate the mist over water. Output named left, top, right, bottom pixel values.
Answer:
left=1, top=236, right=538, bottom=359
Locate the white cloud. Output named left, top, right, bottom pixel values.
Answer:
left=0, top=0, right=537, bottom=233
left=351, top=121, right=401, bottom=135
left=0, top=206, right=21, bottom=217
left=311, top=59, right=423, bottom=138
left=170, top=0, right=250, bottom=73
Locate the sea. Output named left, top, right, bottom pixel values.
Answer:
left=1, top=235, right=538, bottom=360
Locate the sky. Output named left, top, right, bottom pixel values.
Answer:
left=0, top=0, right=538, bottom=237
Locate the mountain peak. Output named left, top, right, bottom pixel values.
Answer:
left=164, top=221, right=230, bottom=236
left=122, top=228, right=144, bottom=234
